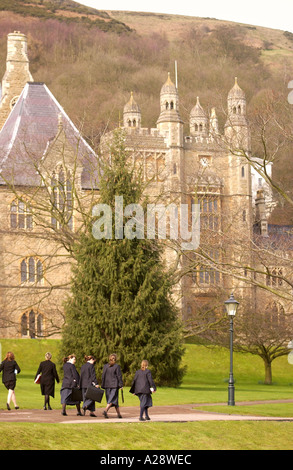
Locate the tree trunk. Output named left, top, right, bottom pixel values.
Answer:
left=264, top=359, right=272, bottom=385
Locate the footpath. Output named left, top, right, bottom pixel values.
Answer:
left=1, top=400, right=293, bottom=423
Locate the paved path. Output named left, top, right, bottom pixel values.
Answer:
left=1, top=400, right=293, bottom=423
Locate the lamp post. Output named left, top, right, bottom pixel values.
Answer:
left=224, top=293, right=239, bottom=406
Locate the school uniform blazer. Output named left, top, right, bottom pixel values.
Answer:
left=80, top=362, right=99, bottom=389
left=129, top=369, right=156, bottom=395
left=35, top=360, right=59, bottom=386
left=101, top=363, right=123, bottom=389
left=61, top=362, right=80, bottom=389
left=0, top=360, right=21, bottom=384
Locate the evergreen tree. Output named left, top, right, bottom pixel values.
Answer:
left=60, top=129, right=185, bottom=385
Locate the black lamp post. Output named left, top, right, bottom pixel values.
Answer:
left=224, top=292, right=239, bottom=406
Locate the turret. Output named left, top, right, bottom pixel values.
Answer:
left=224, top=77, right=250, bottom=151
left=157, top=73, right=183, bottom=147
left=189, top=97, right=208, bottom=137
left=123, top=92, right=141, bottom=128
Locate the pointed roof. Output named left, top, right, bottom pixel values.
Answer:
left=161, top=72, right=177, bottom=94
left=124, top=91, right=141, bottom=113
left=228, top=77, right=246, bottom=100
left=0, top=82, right=98, bottom=188
left=190, top=97, right=207, bottom=119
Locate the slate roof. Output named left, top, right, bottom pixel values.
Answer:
left=0, top=82, right=98, bottom=189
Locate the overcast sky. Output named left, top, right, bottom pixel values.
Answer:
left=78, top=0, right=293, bottom=33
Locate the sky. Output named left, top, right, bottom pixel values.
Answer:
left=78, top=0, right=293, bottom=33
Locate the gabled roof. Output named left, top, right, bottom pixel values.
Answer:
left=0, top=82, right=98, bottom=188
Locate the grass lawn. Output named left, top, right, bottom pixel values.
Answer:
left=0, top=338, right=293, bottom=450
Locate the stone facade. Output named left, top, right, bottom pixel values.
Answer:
left=0, top=32, right=290, bottom=339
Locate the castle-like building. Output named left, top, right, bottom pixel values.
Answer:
left=0, top=32, right=287, bottom=339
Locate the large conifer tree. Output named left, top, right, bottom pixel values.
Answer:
left=60, top=130, right=185, bottom=385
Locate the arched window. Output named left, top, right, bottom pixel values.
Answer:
left=20, top=310, right=44, bottom=338
left=170, top=101, right=174, bottom=109
left=20, top=257, right=44, bottom=284
left=51, top=166, right=73, bottom=230
left=10, top=199, right=32, bottom=229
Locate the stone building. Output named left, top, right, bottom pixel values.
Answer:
left=0, top=31, right=290, bottom=339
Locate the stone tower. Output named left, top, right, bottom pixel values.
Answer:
left=0, top=31, right=33, bottom=130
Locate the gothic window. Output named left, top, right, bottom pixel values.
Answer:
left=10, top=199, right=33, bottom=229
left=199, top=195, right=220, bottom=231
left=233, top=106, right=237, bottom=114
left=266, top=268, right=283, bottom=287
left=241, top=166, right=245, bottom=177
left=20, top=310, right=44, bottom=338
left=264, top=301, right=285, bottom=329
left=238, top=105, right=241, bottom=114
left=20, top=257, right=44, bottom=284
left=194, top=249, right=220, bottom=285
left=165, top=102, right=169, bottom=110
left=194, top=124, right=198, bottom=132
left=170, top=101, right=174, bottom=109
left=51, top=166, right=73, bottom=230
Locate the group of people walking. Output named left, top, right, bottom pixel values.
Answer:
left=0, top=351, right=156, bottom=421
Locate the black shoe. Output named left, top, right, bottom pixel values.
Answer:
left=48, top=405, right=52, bottom=410
left=90, top=413, right=97, bottom=417
left=77, top=411, right=82, bottom=416
left=145, top=416, right=151, bottom=420
left=103, top=410, right=108, bottom=418
left=82, top=407, right=87, bottom=416
left=117, top=414, right=123, bottom=418
left=6, top=403, right=11, bottom=411
left=15, top=406, right=19, bottom=410
left=43, top=406, right=47, bottom=410
left=61, top=411, right=67, bottom=416
left=139, top=417, right=146, bottom=421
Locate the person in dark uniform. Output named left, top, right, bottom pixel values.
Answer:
left=60, top=354, right=81, bottom=416
left=80, top=355, right=100, bottom=417
left=130, top=359, right=156, bottom=421
left=35, top=352, right=59, bottom=410
left=0, top=351, right=21, bottom=410
left=101, top=353, right=123, bottom=419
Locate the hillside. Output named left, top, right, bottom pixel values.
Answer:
left=0, top=2, right=293, bottom=221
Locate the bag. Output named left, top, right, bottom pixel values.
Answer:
left=85, top=385, right=104, bottom=403
left=34, top=374, right=41, bottom=384
left=71, top=387, right=82, bottom=402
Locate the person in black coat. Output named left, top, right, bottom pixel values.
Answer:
left=80, top=355, right=100, bottom=417
left=0, top=351, right=21, bottom=410
left=35, top=352, right=59, bottom=410
left=130, top=360, right=156, bottom=421
left=101, top=353, right=123, bottom=419
left=60, top=354, right=81, bottom=416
